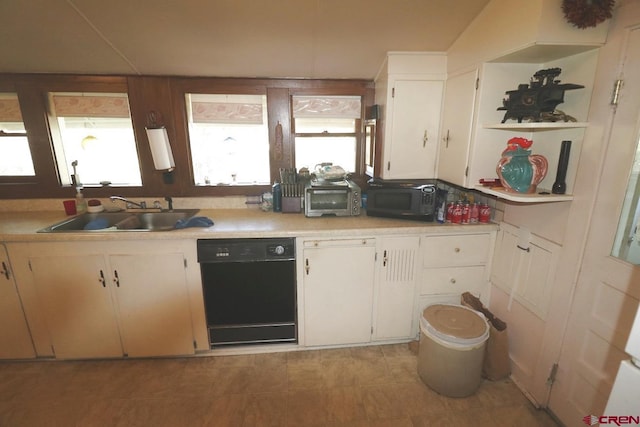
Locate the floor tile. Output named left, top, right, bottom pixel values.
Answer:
left=0, top=343, right=559, bottom=427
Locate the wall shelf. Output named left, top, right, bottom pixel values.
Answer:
left=483, top=122, right=588, bottom=131
left=475, top=185, right=573, bottom=203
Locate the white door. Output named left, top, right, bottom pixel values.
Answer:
left=31, top=254, right=123, bottom=359
left=0, top=244, right=35, bottom=359
left=549, top=13, right=640, bottom=426
left=109, top=252, right=195, bottom=357
left=303, top=239, right=376, bottom=346
left=384, top=79, right=443, bottom=179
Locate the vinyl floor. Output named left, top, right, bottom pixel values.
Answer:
left=0, top=343, right=560, bottom=427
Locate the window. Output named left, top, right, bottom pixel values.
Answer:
left=49, top=92, right=141, bottom=186
left=0, top=93, right=35, bottom=176
left=186, top=94, right=270, bottom=186
left=292, top=96, right=361, bottom=173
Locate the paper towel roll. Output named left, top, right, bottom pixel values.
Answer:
left=146, top=127, right=175, bottom=171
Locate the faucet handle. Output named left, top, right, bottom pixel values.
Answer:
left=153, top=200, right=162, bottom=209
left=164, top=196, right=173, bottom=210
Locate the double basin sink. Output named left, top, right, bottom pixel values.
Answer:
left=38, top=209, right=200, bottom=233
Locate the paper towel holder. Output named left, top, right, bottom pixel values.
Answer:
left=145, top=112, right=175, bottom=184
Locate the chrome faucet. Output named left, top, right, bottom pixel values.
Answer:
left=109, top=195, right=147, bottom=209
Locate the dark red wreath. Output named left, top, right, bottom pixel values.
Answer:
left=562, top=0, right=615, bottom=29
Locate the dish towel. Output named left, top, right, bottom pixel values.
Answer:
left=174, top=216, right=214, bottom=229
left=83, top=217, right=110, bottom=230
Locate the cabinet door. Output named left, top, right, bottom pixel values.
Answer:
left=437, top=68, right=479, bottom=187
left=0, top=245, right=35, bottom=359
left=491, top=224, right=559, bottom=319
left=109, top=252, right=194, bottom=357
left=383, top=79, right=443, bottom=179
left=303, top=240, right=376, bottom=346
left=30, top=254, right=123, bottom=359
left=373, top=236, right=420, bottom=340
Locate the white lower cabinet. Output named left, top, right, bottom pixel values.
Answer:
left=19, top=241, right=196, bottom=359
left=301, top=238, right=376, bottom=347
left=0, top=244, right=35, bottom=359
left=30, top=253, right=123, bottom=359
left=490, top=222, right=559, bottom=321
left=373, top=236, right=420, bottom=341
left=300, top=231, right=497, bottom=347
left=108, top=252, right=194, bottom=358
left=417, top=232, right=495, bottom=331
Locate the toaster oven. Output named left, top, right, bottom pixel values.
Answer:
left=304, top=179, right=361, bottom=217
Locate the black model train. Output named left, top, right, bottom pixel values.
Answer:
left=498, top=67, right=584, bottom=123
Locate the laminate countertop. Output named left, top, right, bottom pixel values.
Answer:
left=0, top=209, right=497, bottom=242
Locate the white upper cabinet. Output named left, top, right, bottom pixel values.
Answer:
left=437, top=68, right=479, bottom=186
left=439, top=0, right=609, bottom=203
left=374, top=52, right=446, bottom=179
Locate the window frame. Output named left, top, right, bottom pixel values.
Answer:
left=0, top=74, right=375, bottom=199
left=291, top=96, right=362, bottom=175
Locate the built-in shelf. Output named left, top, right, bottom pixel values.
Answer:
left=488, top=44, right=602, bottom=64
left=483, top=122, right=588, bottom=131
left=475, top=185, right=574, bottom=203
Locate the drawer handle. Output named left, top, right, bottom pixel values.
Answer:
left=517, top=245, right=530, bottom=252
left=454, top=247, right=460, bottom=253
left=450, top=278, right=456, bottom=284
left=1, top=261, right=10, bottom=280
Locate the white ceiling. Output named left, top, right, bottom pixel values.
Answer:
left=0, top=0, right=490, bottom=80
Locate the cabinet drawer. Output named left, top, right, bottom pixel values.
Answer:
left=421, top=266, right=486, bottom=295
left=303, top=238, right=375, bottom=248
left=422, top=234, right=491, bottom=267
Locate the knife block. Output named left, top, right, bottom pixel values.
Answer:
left=282, top=197, right=302, bottom=213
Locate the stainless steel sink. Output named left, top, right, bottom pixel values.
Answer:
left=38, top=209, right=200, bottom=233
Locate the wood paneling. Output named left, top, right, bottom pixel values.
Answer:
left=0, top=74, right=373, bottom=199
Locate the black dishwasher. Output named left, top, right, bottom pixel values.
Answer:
left=197, top=238, right=297, bottom=347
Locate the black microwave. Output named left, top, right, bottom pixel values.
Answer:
left=366, top=178, right=438, bottom=221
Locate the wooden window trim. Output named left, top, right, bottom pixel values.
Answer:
left=0, top=74, right=374, bottom=199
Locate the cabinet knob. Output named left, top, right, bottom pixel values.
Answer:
left=450, top=278, right=457, bottom=284
left=454, top=247, right=461, bottom=253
